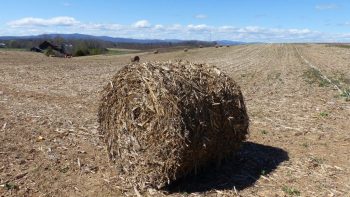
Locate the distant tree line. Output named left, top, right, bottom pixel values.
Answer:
left=113, top=40, right=216, bottom=50
left=0, top=37, right=110, bottom=56
left=0, top=36, right=216, bottom=56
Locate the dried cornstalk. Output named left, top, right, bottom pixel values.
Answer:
left=98, top=61, right=249, bottom=191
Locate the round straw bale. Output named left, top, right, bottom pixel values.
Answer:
left=184, top=48, right=188, bottom=52
left=131, top=56, right=140, bottom=62
left=153, top=50, right=159, bottom=54
left=98, top=61, right=249, bottom=190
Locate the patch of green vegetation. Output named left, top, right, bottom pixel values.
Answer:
left=73, top=47, right=108, bottom=57
left=327, top=44, right=350, bottom=49
left=340, top=88, right=350, bottom=101
left=240, top=73, right=256, bottom=79
left=267, top=72, right=283, bottom=83
left=261, top=169, right=267, bottom=175
left=74, top=48, right=90, bottom=56
left=44, top=46, right=55, bottom=57
left=59, top=166, right=69, bottom=173
left=338, top=73, right=350, bottom=85
left=319, top=111, right=329, bottom=117
left=331, top=72, right=350, bottom=87
left=106, top=48, right=141, bottom=56
left=282, top=186, right=301, bottom=196
left=303, top=67, right=330, bottom=87
left=301, top=142, right=309, bottom=148
left=107, top=50, right=133, bottom=55
left=4, top=182, right=19, bottom=190
left=310, top=157, right=324, bottom=165
left=331, top=72, right=350, bottom=100
left=303, top=68, right=350, bottom=100
left=261, top=130, right=268, bottom=135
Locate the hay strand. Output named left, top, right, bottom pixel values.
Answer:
left=98, top=61, right=249, bottom=191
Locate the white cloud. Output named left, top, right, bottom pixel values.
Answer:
left=315, top=4, right=338, bottom=10
left=187, top=24, right=210, bottom=31
left=239, top=26, right=262, bottom=33
left=79, top=23, right=122, bottom=31
left=168, top=24, right=182, bottom=31
left=7, top=16, right=79, bottom=27
left=154, top=24, right=164, bottom=30
left=5, top=17, right=350, bottom=42
left=195, top=14, right=207, bottom=19
left=218, top=26, right=236, bottom=33
left=134, top=20, right=151, bottom=28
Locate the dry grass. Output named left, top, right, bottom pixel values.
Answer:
left=0, top=44, right=349, bottom=196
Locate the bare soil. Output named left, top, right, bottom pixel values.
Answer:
left=0, top=44, right=349, bottom=196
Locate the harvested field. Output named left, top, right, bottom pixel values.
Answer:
left=0, top=44, right=350, bottom=196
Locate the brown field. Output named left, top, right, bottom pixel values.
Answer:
left=0, top=44, right=350, bottom=196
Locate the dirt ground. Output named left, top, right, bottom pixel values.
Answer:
left=0, top=44, right=349, bottom=196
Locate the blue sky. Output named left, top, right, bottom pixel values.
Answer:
left=1, top=0, right=350, bottom=42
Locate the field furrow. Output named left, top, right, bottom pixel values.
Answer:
left=0, top=44, right=349, bottom=196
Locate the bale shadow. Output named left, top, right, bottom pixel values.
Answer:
left=165, top=142, right=289, bottom=193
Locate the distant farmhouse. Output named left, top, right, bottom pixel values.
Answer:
left=0, top=43, right=6, bottom=48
